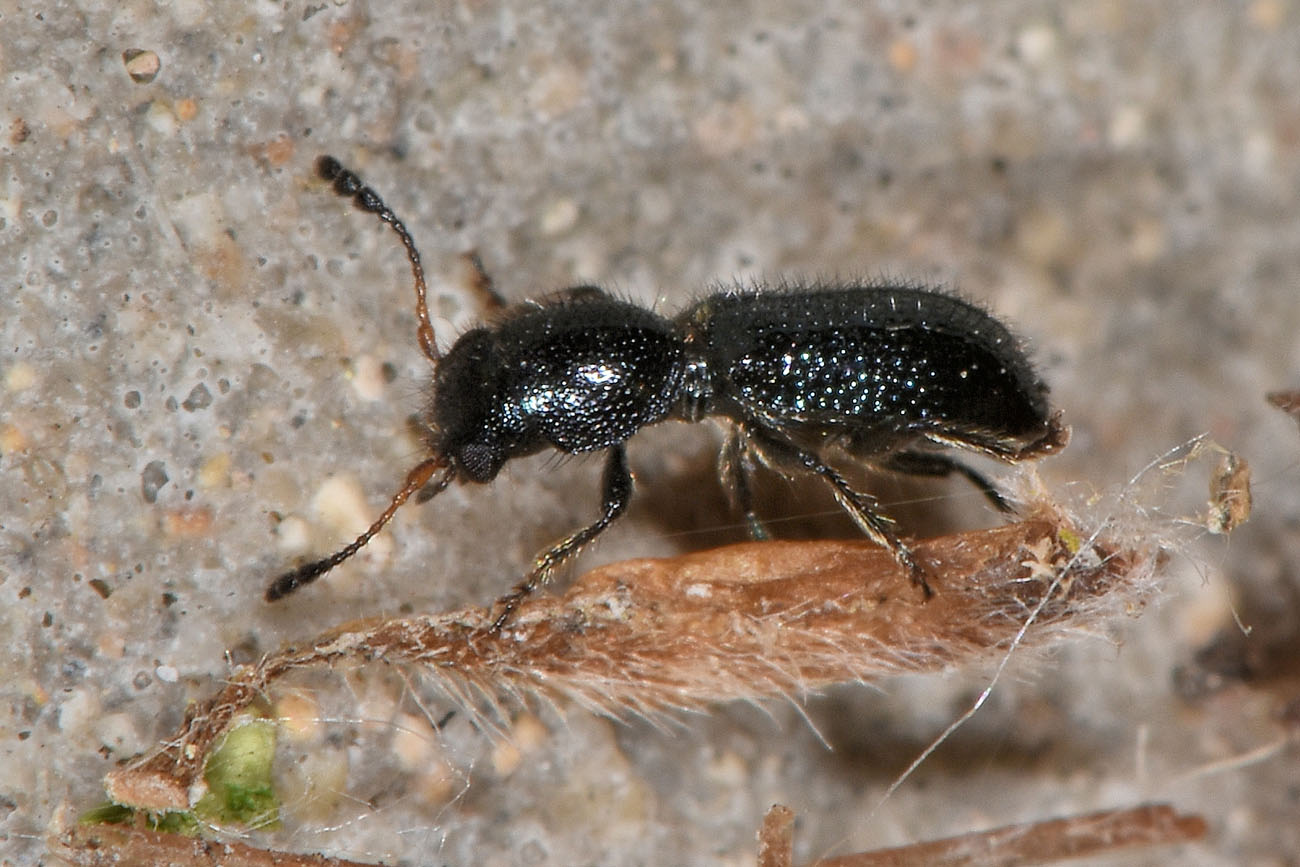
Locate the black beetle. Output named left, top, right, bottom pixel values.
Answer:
left=266, top=156, right=1067, bottom=628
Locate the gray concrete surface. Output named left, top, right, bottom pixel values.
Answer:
left=4, top=1, right=1300, bottom=864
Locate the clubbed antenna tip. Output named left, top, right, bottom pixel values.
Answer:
left=312, top=154, right=440, bottom=363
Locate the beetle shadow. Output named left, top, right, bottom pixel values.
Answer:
left=610, top=683, right=1107, bottom=822
left=799, top=684, right=1108, bottom=785
left=631, top=432, right=1005, bottom=553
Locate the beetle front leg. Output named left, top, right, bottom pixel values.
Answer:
left=491, top=444, right=634, bottom=631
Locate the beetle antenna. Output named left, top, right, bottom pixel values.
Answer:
left=265, top=457, right=452, bottom=601
left=316, top=155, right=440, bottom=364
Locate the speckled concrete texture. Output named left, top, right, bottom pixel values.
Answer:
left=4, top=1, right=1300, bottom=864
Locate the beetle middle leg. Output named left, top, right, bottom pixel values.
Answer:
left=719, top=427, right=770, bottom=540
left=491, top=444, right=634, bottom=631
left=743, top=423, right=931, bottom=597
left=460, top=250, right=509, bottom=313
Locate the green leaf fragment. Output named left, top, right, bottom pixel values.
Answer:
left=83, top=714, right=281, bottom=832
left=194, top=718, right=281, bottom=829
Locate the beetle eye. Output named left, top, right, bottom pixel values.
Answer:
left=458, top=440, right=503, bottom=482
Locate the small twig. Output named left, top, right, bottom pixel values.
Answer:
left=106, top=507, right=1156, bottom=813
left=781, top=803, right=1206, bottom=867
left=51, top=821, right=379, bottom=867
left=758, top=804, right=796, bottom=867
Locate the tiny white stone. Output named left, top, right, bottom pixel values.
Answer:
left=540, top=198, right=580, bottom=236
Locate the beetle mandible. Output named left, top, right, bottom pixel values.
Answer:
left=265, top=156, right=1068, bottom=629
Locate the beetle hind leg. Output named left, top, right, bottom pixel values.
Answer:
left=879, top=450, right=1016, bottom=514
left=744, top=424, right=930, bottom=597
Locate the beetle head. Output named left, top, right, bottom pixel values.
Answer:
left=427, top=327, right=523, bottom=483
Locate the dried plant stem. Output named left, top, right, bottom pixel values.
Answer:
left=785, top=803, right=1206, bottom=866
left=758, top=804, right=797, bottom=867
left=106, top=509, right=1155, bottom=812
left=51, top=821, right=379, bottom=867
